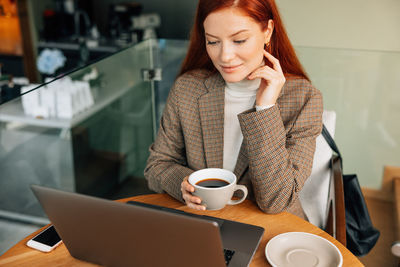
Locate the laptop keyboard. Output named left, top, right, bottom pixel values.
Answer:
left=224, top=249, right=235, bottom=266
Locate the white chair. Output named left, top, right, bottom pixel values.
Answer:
left=299, top=110, right=346, bottom=245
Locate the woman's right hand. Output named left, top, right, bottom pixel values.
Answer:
left=181, top=176, right=206, bottom=211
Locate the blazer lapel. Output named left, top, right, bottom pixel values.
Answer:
left=199, top=73, right=225, bottom=168
left=198, top=72, right=253, bottom=177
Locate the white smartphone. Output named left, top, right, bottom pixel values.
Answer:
left=26, top=225, right=62, bottom=252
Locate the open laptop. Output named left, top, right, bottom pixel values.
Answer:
left=31, top=185, right=264, bottom=267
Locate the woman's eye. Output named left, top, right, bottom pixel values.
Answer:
left=234, top=39, right=247, bottom=44
left=207, top=40, right=218, bottom=45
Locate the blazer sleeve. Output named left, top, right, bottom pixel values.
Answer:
left=237, top=81, right=323, bottom=214
left=144, top=81, right=193, bottom=202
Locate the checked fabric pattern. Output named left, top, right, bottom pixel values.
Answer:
left=144, top=69, right=323, bottom=218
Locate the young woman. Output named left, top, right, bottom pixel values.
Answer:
left=144, top=0, right=323, bottom=219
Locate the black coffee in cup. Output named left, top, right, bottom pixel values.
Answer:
left=189, top=168, right=248, bottom=210
left=195, top=178, right=230, bottom=188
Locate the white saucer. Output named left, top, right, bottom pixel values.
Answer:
left=265, top=232, right=343, bottom=267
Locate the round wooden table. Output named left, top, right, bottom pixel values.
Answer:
left=0, top=193, right=363, bottom=266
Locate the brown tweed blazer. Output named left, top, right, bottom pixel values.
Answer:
left=144, top=69, right=323, bottom=219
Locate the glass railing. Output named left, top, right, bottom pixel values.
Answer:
left=1, top=39, right=398, bottom=225
left=296, top=46, right=400, bottom=189
left=0, top=39, right=162, bottom=223
left=152, top=39, right=189, bottom=128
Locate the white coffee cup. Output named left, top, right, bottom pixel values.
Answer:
left=188, top=168, right=248, bottom=210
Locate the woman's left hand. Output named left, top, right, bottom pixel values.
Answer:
left=248, top=50, right=286, bottom=106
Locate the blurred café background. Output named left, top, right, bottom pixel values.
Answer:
left=0, top=0, right=399, bottom=265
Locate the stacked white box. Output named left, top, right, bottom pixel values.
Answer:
left=21, top=77, right=94, bottom=119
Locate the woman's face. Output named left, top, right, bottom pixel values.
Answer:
left=203, top=8, right=271, bottom=83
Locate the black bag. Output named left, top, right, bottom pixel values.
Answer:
left=321, top=125, right=380, bottom=256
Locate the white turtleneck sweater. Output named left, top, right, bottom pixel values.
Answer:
left=223, top=78, right=274, bottom=172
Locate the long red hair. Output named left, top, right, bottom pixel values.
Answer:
left=179, top=0, right=309, bottom=81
